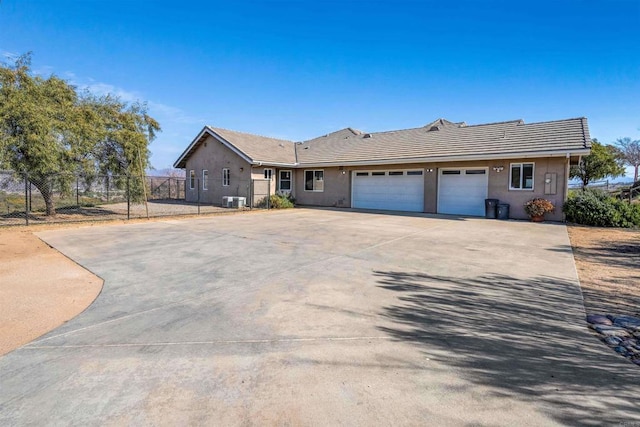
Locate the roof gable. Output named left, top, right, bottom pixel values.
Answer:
left=173, top=126, right=296, bottom=168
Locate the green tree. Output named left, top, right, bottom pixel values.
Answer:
left=616, top=137, right=640, bottom=183
left=570, top=139, right=626, bottom=189
left=0, top=54, right=160, bottom=215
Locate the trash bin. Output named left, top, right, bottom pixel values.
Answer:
left=497, top=203, right=510, bottom=220
left=485, top=199, right=499, bottom=219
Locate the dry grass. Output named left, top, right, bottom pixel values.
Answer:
left=567, top=225, right=640, bottom=317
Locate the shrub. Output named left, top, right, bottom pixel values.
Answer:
left=563, top=189, right=640, bottom=227
left=256, top=193, right=295, bottom=209
left=524, top=198, right=555, bottom=217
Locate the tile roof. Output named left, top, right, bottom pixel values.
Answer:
left=173, top=126, right=297, bottom=168
left=296, top=117, right=591, bottom=165
left=174, top=117, right=591, bottom=168
left=207, top=127, right=297, bottom=165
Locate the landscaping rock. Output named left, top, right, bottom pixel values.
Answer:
left=586, top=314, right=613, bottom=325
left=593, top=325, right=631, bottom=337
left=588, top=313, right=640, bottom=366
left=603, top=336, right=623, bottom=346
left=613, top=315, right=640, bottom=329
left=614, top=346, right=629, bottom=356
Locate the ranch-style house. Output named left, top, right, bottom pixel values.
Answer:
left=173, top=117, right=592, bottom=221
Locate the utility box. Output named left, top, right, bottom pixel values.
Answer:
left=222, top=196, right=233, bottom=208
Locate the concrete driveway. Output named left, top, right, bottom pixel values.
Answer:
left=1, top=208, right=639, bottom=425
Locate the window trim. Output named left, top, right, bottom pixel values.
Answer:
left=304, top=169, right=324, bottom=192
left=202, top=170, right=208, bottom=190
left=222, top=168, right=230, bottom=187
left=509, top=162, right=535, bottom=191
left=189, top=170, right=195, bottom=190
left=278, top=169, right=292, bottom=192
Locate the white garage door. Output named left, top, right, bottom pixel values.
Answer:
left=352, top=170, right=424, bottom=212
left=438, top=168, right=488, bottom=216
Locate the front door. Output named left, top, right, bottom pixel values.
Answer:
left=279, top=170, right=292, bottom=194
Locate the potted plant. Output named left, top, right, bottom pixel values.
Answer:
left=524, top=198, right=554, bottom=222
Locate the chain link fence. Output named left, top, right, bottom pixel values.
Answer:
left=569, top=179, right=640, bottom=203
left=185, top=177, right=275, bottom=209
left=0, top=170, right=276, bottom=227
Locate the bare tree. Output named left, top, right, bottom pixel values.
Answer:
left=616, top=137, right=640, bottom=183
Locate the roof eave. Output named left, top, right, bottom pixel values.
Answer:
left=172, top=126, right=210, bottom=169
left=296, top=149, right=592, bottom=168
left=251, top=161, right=299, bottom=167
left=173, top=126, right=254, bottom=168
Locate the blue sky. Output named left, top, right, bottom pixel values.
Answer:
left=1, top=0, right=638, bottom=178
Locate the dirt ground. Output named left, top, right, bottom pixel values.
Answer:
left=0, top=225, right=103, bottom=356
left=0, top=219, right=637, bottom=356
left=567, top=225, right=640, bottom=318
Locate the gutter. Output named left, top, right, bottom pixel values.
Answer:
left=290, top=149, right=592, bottom=169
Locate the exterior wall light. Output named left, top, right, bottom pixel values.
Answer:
left=492, top=166, right=504, bottom=172
left=425, top=168, right=434, bottom=172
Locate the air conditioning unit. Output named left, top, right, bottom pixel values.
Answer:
left=222, top=196, right=233, bottom=208
left=232, top=197, right=246, bottom=208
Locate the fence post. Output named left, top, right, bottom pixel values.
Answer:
left=106, top=175, right=110, bottom=203
left=169, top=178, right=172, bottom=199
left=76, top=176, right=80, bottom=207
left=267, top=179, right=271, bottom=210
left=126, top=175, right=131, bottom=220
left=24, top=173, right=29, bottom=226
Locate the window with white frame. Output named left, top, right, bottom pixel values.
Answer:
left=202, top=170, right=208, bottom=190
left=279, top=170, right=291, bottom=191
left=304, top=170, right=324, bottom=191
left=189, top=170, right=195, bottom=190
left=510, top=163, right=534, bottom=190
left=264, top=168, right=274, bottom=180
left=222, top=168, right=230, bottom=186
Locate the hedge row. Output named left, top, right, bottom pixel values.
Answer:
left=563, top=189, right=640, bottom=228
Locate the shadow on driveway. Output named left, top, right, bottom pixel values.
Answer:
left=374, top=270, right=640, bottom=426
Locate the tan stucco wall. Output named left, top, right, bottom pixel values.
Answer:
left=482, top=157, right=568, bottom=221
left=251, top=167, right=278, bottom=195
left=293, top=168, right=351, bottom=207
left=291, top=157, right=568, bottom=220
left=181, top=141, right=568, bottom=219
left=184, top=135, right=252, bottom=204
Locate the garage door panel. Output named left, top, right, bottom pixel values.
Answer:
left=438, top=168, right=488, bottom=216
left=353, top=172, right=424, bottom=212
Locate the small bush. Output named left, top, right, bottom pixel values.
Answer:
left=563, top=189, right=640, bottom=227
left=524, top=198, right=555, bottom=217
left=256, top=193, right=295, bottom=209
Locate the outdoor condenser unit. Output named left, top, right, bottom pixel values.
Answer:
left=222, top=196, right=233, bottom=208
left=232, top=197, right=246, bottom=208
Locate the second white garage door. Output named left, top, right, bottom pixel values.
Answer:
left=352, top=170, right=424, bottom=212
left=438, top=168, right=488, bottom=216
